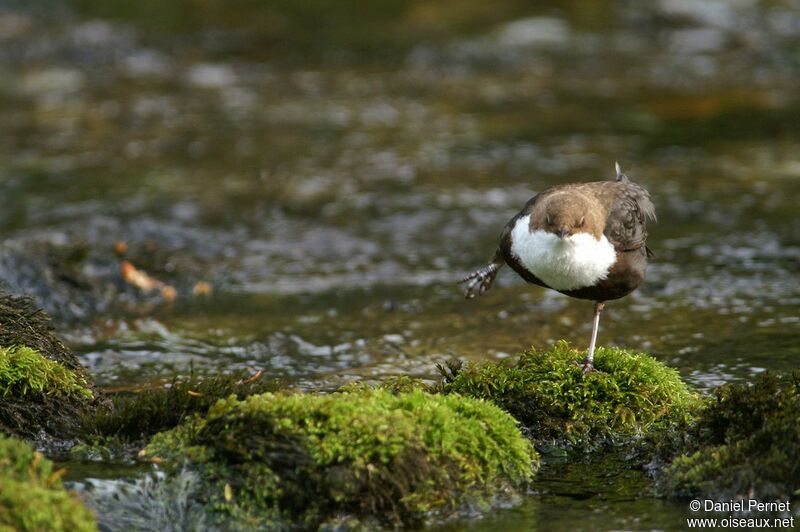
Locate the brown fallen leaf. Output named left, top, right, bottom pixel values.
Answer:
left=192, top=281, right=213, bottom=296
left=161, top=285, right=178, bottom=302
left=187, top=390, right=203, bottom=397
left=121, top=260, right=177, bottom=301
left=114, top=240, right=128, bottom=256
left=121, top=260, right=162, bottom=293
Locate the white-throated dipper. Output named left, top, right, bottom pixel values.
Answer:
left=460, top=163, right=655, bottom=372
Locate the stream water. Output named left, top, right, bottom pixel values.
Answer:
left=1, top=1, right=799, bottom=530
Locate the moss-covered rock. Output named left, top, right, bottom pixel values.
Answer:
left=75, top=372, right=282, bottom=460
left=0, top=293, right=99, bottom=441
left=0, top=434, right=96, bottom=531
left=657, top=371, right=800, bottom=503
left=0, top=294, right=88, bottom=377
left=438, top=341, right=700, bottom=451
left=144, top=388, right=538, bottom=528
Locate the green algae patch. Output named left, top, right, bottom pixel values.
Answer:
left=0, top=346, right=93, bottom=399
left=438, top=341, right=701, bottom=450
left=657, top=371, right=800, bottom=502
left=145, top=388, right=538, bottom=528
left=0, top=435, right=96, bottom=532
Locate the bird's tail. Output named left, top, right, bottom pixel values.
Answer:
left=614, top=161, right=629, bottom=182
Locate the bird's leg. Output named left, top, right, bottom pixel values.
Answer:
left=459, top=248, right=505, bottom=299
left=582, top=301, right=605, bottom=373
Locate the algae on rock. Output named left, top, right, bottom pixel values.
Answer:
left=145, top=388, right=538, bottom=528
left=438, top=341, right=701, bottom=450
left=657, top=371, right=800, bottom=504
left=0, top=434, right=96, bottom=532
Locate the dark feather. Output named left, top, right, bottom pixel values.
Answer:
left=604, top=182, right=655, bottom=252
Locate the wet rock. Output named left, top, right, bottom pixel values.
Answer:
left=0, top=293, right=99, bottom=442
left=0, top=434, right=96, bottom=531
left=0, top=239, right=116, bottom=323
left=143, top=388, right=537, bottom=528
left=185, top=63, right=237, bottom=89
left=0, top=235, right=211, bottom=324
left=436, top=341, right=701, bottom=452
left=493, top=17, right=571, bottom=48
left=17, top=67, right=85, bottom=99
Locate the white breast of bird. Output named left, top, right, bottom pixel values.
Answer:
left=510, top=214, right=617, bottom=291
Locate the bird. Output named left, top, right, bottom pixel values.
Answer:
left=459, top=163, right=656, bottom=372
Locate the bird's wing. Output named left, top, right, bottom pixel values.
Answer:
left=603, top=183, right=656, bottom=252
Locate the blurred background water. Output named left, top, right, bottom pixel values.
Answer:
left=0, top=0, right=799, bottom=529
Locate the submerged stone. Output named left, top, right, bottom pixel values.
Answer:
left=0, top=434, right=96, bottom=531
left=144, top=388, right=538, bottom=528
left=657, top=371, right=800, bottom=504
left=437, top=341, right=701, bottom=451
left=0, top=293, right=99, bottom=442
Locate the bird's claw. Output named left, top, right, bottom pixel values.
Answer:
left=573, top=358, right=596, bottom=374
left=459, top=264, right=499, bottom=299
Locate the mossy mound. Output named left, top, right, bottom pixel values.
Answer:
left=0, top=346, right=96, bottom=441
left=438, top=341, right=700, bottom=450
left=658, top=371, right=800, bottom=502
left=0, top=293, right=99, bottom=441
left=76, top=372, right=282, bottom=460
left=0, top=434, right=96, bottom=531
left=145, top=388, right=538, bottom=528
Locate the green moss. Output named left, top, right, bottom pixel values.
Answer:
left=438, top=341, right=701, bottom=450
left=658, top=371, right=800, bottom=501
left=340, top=375, right=430, bottom=395
left=0, top=435, right=96, bottom=532
left=145, top=388, right=537, bottom=528
left=0, top=293, right=98, bottom=440
left=0, top=346, right=93, bottom=399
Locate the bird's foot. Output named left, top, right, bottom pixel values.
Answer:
left=573, top=358, right=595, bottom=374
left=459, top=263, right=499, bottom=299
